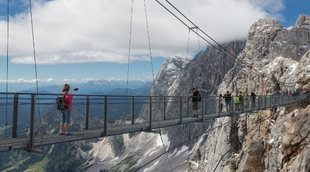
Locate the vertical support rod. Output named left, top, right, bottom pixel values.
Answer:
left=205, top=97, right=207, bottom=116
left=103, top=96, right=108, bottom=136
left=179, top=96, right=183, bottom=124
left=12, top=94, right=19, bottom=138
left=264, top=96, right=267, bottom=108
left=281, top=94, right=284, bottom=106
left=29, top=94, right=35, bottom=148
left=149, top=97, right=152, bottom=130
left=201, top=97, right=205, bottom=122
left=131, top=97, right=135, bottom=125
left=187, top=96, right=190, bottom=117
left=258, top=96, right=261, bottom=110
left=85, top=96, right=89, bottom=130
left=218, top=96, right=221, bottom=116
left=163, top=96, right=166, bottom=120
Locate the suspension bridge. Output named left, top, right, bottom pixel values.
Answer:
left=0, top=92, right=309, bottom=152
left=1, top=0, right=309, bottom=155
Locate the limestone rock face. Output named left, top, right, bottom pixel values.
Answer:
left=218, top=15, right=310, bottom=96
left=190, top=15, right=310, bottom=172
left=144, top=40, right=246, bottom=121
left=245, top=17, right=283, bottom=61
left=295, top=14, right=310, bottom=29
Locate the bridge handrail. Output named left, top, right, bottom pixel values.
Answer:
left=0, top=92, right=309, bottom=150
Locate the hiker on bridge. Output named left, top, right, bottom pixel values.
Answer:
left=239, top=91, right=244, bottom=111
left=251, top=92, right=256, bottom=109
left=191, top=88, right=201, bottom=117
left=219, top=94, right=223, bottom=112
left=59, top=83, right=73, bottom=136
left=233, top=93, right=240, bottom=111
left=223, top=91, right=232, bottom=112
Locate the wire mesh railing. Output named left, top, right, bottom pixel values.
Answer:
left=0, top=92, right=309, bottom=150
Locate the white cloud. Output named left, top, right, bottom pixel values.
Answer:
left=0, top=77, right=152, bottom=84
left=0, top=0, right=284, bottom=64
left=0, top=77, right=55, bottom=83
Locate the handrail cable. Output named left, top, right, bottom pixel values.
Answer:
left=126, top=0, right=134, bottom=95
left=5, top=0, right=10, bottom=137
left=29, top=0, right=43, bottom=149
left=155, top=0, right=263, bottom=78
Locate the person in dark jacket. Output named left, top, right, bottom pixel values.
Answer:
left=191, top=88, right=201, bottom=117
left=223, top=91, right=232, bottom=112
left=251, top=92, right=256, bottom=109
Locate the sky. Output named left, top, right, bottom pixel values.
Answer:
left=0, top=0, right=309, bottom=86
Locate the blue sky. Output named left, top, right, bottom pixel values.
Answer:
left=0, top=0, right=309, bottom=86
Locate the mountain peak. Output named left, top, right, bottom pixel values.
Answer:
left=295, top=14, right=310, bottom=29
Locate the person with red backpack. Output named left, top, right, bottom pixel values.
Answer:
left=59, top=83, right=73, bottom=136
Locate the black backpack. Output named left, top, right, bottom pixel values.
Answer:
left=193, top=91, right=201, bottom=102
left=197, top=92, right=201, bottom=101
left=56, top=96, right=66, bottom=110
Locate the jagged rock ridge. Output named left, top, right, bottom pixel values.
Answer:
left=189, top=14, right=310, bottom=172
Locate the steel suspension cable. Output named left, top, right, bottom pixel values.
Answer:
left=154, top=0, right=232, bottom=60
left=5, top=0, right=10, bottom=137
left=166, top=0, right=264, bottom=77
left=196, top=28, right=201, bottom=51
left=29, top=0, right=43, bottom=148
left=155, top=0, right=263, bottom=77
left=126, top=0, right=134, bottom=95
left=142, top=4, right=172, bottom=170
left=143, top=0, right=155, bottom=82
left=186, top=28, right=191, bottom=59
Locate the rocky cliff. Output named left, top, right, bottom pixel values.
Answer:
left=11, top=14, right=308, bottom=172
left=81, top=36, right=247, bottom=171
left=189, top=14, right=310, bottom=172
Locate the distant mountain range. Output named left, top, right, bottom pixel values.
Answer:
left=0, top=80, right=152, bottom=95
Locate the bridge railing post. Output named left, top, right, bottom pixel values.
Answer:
left=85, top=96, right=89, bottom=130
left=149, top=97, right=152, bottom=130
left=218, top=96, right=221, bottom=116
left=265, top=95, right=267, bottom=108
left=103, top=96, right=108, bottom=136
left=187, top=96, right=190, bottom=118
left=131, top=97, right=135, bottom=125
left=163, top=96, right=166, bottom=120
left=179, top=96, right=182, bottom=124
left=205, top=97, right=208, bottom=116
left=281, top=94, right=284, bottom=106
left=12, top=94, right=19, bottom=138
left=274, top=95, right=277, bottom=106
left=29, top=94, right=35, bottom=149
left=201, top=97, right=205, bottom=122
left=258, top=96, right=261, bottom=110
